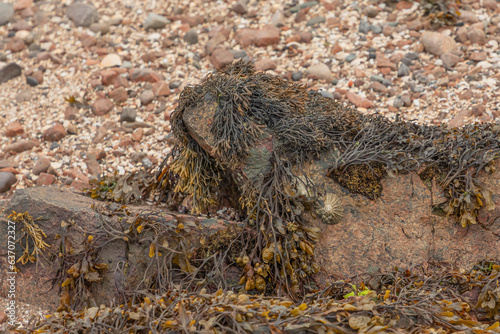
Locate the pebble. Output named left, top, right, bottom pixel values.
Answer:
left=66, top=3, right=99, bottom=27
left=0, top=172, right=16, bottom=193
left=393, top=96, right=404, bottom=108
left=184, top=29, right=199, bottom=45
left=420, top=31, right=458, bottom=56
left=4, top=140, right=38, bottom=154
left=370, top=75, right=384, bottom=83
left=370, top=25, right=382, bottom=34
left=109, top=87, right=128, bottom=103
left=398, top=63, right=410, bottom=77
left=401, top=95, right=412, bottom=107
left=0, top=3, right=14, bottom=26
left=90, top=22, right=110, bottom=34
left=37, top=173, right=56, bottom=186
left=144, top=13, right=169, bottom=30
left=440, top=53, right=460, bottom=69
left=33, top=157, right=51, bottom=175
left=306, top=63, right=333, bottom=82
left=345, top=54, right=356, bottom=62
left=306, top=16, right=325, bottom=27
left=142, top=158, right=153, bottom=168
left=255, top=58, right=277, bottom=71
left=359, top=19, right=370, bottom=34
left=232, top=1, right=247, bottom=15
left=290, top=1, right=318, bottom=13
left=139, top=90, right=155, bottom=105
left=92, top=98, right=114, bottom=116
left=42, top=123, right=66, bottom=142
left=15, top=89, right=32, bottom=102
left=26, top=76, right=38, bottom=86
left=320, top=91, right=334, bottom=99
left=271, top=10, right=284, bottom=27
left=169, top=81, right=181, bottom=89
left=5, top=122, right=24, bottom=137
left=291, top=71, right=303, bottom=81
left=210, top=49, right=234, bottom=69
left=0, top=63, right=22, bottom=83
left=100, top=53, right=122, bottom=68
left=468, top=28, right=486, bottom=44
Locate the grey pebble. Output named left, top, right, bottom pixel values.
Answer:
left=290, top=1, right=318, bottom=13
left=291, top=71, right=303, bottom=81
left=169, top=81, right=181, bottom=89
left=398, top=63, right=410, bottom=77
left=370, top=25, right=382, bottom=34
left=370, top=75, right=384, bottom=83
left=183, top=29, right=198, bottom=45
left=26, top=76, right=39, bottom=86
left=382, top=79, right=393, bottom=87
left=393, top=96, right=404, bottom=108
left=66, top=3, right=99, bottom=27
left=345, top=54, right=356, bottom=62
left=359, top=19, right=370, bottom=34
left=120, top=108, right=137, bottom=122
left=142, top=158, right=153, bottom=168
left=144, top=13, right=170, bottom=30
left=306, top=16, right=325, bottom=27
left=0, top=63, right=22, bottom=84
left=320, top=91, right=334, bottom=99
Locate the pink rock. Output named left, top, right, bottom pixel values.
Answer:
left=152, top=81, right=171, bottom=96
left=420, top=31, right=459, bottom=56
left=13, top=0, right=33, bottom=11
left=108, top=87, right=128, bottom=104
left=129, top=68, right=162, bottom=83
left=101, top=69, right=120, bottom=86
left=37, top=173, right=56, bottom=186
left=4, top=140, right=39, bottom=154
left=6, top=37, right=25, bottom=52
left=33, top=157, right=50, bottom=175
left=5, top=122, right=24, bottom=137
left=254, top=58, right=277, bottom=71
left=469, top=51, right=487, bottom=61
left=205, top=32, right=228, bottom=55
left=470, top=105, right=485, bottom=117
left=235, top=25, right=280, bottom=47
left=119, top=136, right=133, bottom=147
left=210, top=49, right=234, bottom=70
left=347, top=92, right=372, bottom=108
left=441, top=53, right=460, bottom=68
left=71, top=179, right=89, bottom=190
left=376, top=54, right=397, bottom=71
left=42, top=123, right=66, bottom=142
left=92, top=99, right=114, bottom=116
left=467, top=28, right=486, bottom=44
left=131, top=128, right=143, bottom=142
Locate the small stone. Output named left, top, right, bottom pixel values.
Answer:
left=359, top=19, right=370, bottom=34
left=101, top=69, right=120, bottom=85
left=460, top=10, right=479, bottom=23
left=441, top=53, right=460, bottom=69
left=393, top=96, right=404, bottom=108
left=183, top=29, right=198, bottom=45
left=100, top=53, right=122, bottom=68
left=0, top=63, right=22, bottom=83
left=420, top=31, right=458, bottom=56
left=4, top=140, right=38, bottom=154
left=142, top=158, right=153, bottom=168
left=66, top=123, right=77, bottom=135
left=291, top=71, right=303, bottom=81
left=119, top=108, right=136, bottom=123
left=144, top=13, right=169, bottom=30
left=377, top=55, right=397, bottom=71
left=320, top=91, right=334, bottom=99
left=129, top=68, right=162, bottom=83
left=6, top=37, right=25, bottom=52
left=398, top=63, right=410, bottom=77
left=119, top=136, right=133, bottom=147
left=33, top=157, right=50, bottom=175
left=26, top=76, right=38, bottom=86
left=370, top=75, right=384, bottom=83
left=0, top=172, right=16, bottom=193
left=139, top=90, right=155, bottom=106
left=0, top=3, right=14, bottom=26
left=66, top=3, right=99, bottom=27
left=152, top=81, right=171, bottom=96
left=93, top=127, right=108, bottom=143
left=306, top=16, right=325, bottom=27
left=169, top=81, right=181, bottom=89
left=92, top=98, right=114, bottom=116
left=370, top=25, right=382, bottom=34
left=347, top=92, right=372, bottom=108
left=383, top=25, right=395, bottom=36
left=5, top=122, right=24, bottom=137
left=254, top=58, right=277, bottom=71
left=43, top=123, right=66, bottom=142
left=369, top=81, right=387, bottom=93
left=235, top=25, right=280, bottom=47
left=37, top=172, right=56, bottom=186
left=232, top=1, right=247, bottom=15
left=109, top=87, right=128, bottom=103
left=345, top=54, right=356, bottom=62
left=469, top=51, right=487, bottom=61
left=131, top=128, right=143, bottom=142
left=210, top=49, right=234, bottom=70
left=298, top=31, right=313, bottom=43
left=437, top=77, right=449, bottom=87
left=470, top=105, right=485, bottom=117
left=14, top=0, right=33, bottom=11
left=89, top=22, right=110, bottom=34
left=467, top=28, right=486, bottom=44
left=15, top=89, right=32, bottom=103
left=401, top=95, right=412, bottom=107
left=363, top=5, right=379, bottom=18
left=306, top=63, right=333, bottom=82
left=271, top=10, right=284, bottom=27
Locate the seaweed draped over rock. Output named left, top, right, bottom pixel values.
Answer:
left=158, top=60, right=500, bottom=295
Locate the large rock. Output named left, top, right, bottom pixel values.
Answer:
left=180, top=89, right=500, bottom=280
left=0, top=186, right=245, bottom=311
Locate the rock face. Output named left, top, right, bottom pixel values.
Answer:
left=0, top=186, right=244, bottom=311
left=180, top=93, right=500, bottom=279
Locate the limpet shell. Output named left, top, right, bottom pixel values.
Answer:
left=316, top=193, right=343, bottom=225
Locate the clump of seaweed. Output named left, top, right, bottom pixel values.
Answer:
left=156, top=59, right=499, bottom=297
left=8, top=211, right=49, bottom=266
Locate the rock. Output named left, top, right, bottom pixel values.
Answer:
left=305, top=63, right=333, bottom=82
left=460, top=10, right=479, bottom=23
left=183, top=29, right=198, bottom=45
left=129, top=68, right=162, bottom=83
left=383, top=25, right=395, bottom=36
left=26, top=76, right=38, bottom=86
left=345, top=54, right=356, bottom=62
left=131, top=128, right=143, bottom=142
left=119, top=136, right=133, bottom=147
left=291, top=71, right=303, bottom=81
left=0, top=63, right=22, bottom=84
left=43, top=123, right=66, bottom=142
left=370, top=25, right=382, bottom=34
left=120, top=108, right=136, bottom=122
left=66, top=3, right=99, bottom=27
left=0, top=172, right=16, bottom=193
left=346, top=92, right=373, bottom=108
left=14, top=0, right=33, bottom=11
left=369, top=81, right=387, bottom=93
left=470, top=105, right=485, bottom=117
left=144, top=13, right=169, bottom=30
left=271, top=10, right=284, bottom=27
left=0, top=3, right=14, bottom=26
left=393, top=96, right=404, bottom=108
left=437, top=77, right=449, bottom=87
left=398, top=63, right=410, bottom=77
left=320, top=91, right=334, bottom=99
left=306, top=16, right=325, bottom=27
left=139, top=90, right=155, bottom=106
left=15, top=89, right=32, bottom=103
left=6, top=37, right=25, bottom=52
left=33, top=157, right=50, bottom=175
left=152, top=81, right=171, bottom=96
left=210, top=49, right=234, bottom=70
left=468, top=28, right=486, bottom=44
left=93, top=127, right=109, bottom=143
left=205, top=32, right=227, bottom=55
left=420, top=31, right=458, bottom=56
left=169, top=81, right=181, bottom=89
left=254, top=58, right=277, bottom=71
left=5, top=122, right=24, bottom=137
left=100, top=69, right=120, bottom=85
left=376, top=54, right=397, bottom=71
left=359, top=19, right=370, bottom=34
left=4, top=140, right=38, bottom=154
left=469, top=51, right=487, bottom=62
left=109, top=87, right=128, bottom=104
left=441, top=52, right=460, bottom=69
left=100, top=53, right=122, bottom=68
left=232, top=1, right=247, bottom=15
left=235, top=25, right=280, bottom=47
left=364, top=5, right=379, bottom=18
left=92, top=98, right=114, bottom=116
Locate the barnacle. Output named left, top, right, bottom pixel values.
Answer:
left=316, top=193, right=343, bottom=225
